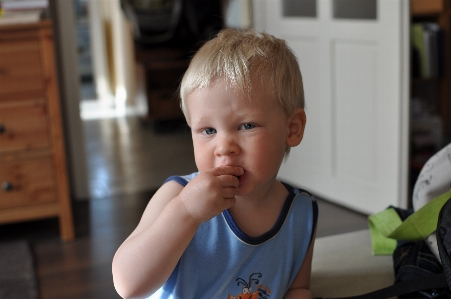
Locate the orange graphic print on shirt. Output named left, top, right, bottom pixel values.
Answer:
left=228, top=273, right=272, bottom=299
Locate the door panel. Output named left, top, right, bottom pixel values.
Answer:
left=333, top=41, right=378, bottom=183
left=253, top=0, right=410, bottom=214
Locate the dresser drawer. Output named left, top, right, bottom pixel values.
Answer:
left=0, top=38, right=43, bottom=96
left=0, top=99, right=49, bottom=152
left=0, top=21, right=75, bottom=240
left=0, top=157, right=57, bottom=209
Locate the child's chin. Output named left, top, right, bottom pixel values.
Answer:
left=235, top=184, right=248, bottom=196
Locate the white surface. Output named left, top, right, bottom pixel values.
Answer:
left=253, top=0, right=410, bottom=214
left=311, top=230, right=395, bottom=298
left=51, top=0, right=90, bottom=200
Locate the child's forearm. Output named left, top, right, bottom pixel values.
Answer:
left=284, top=288, right=313, bottom=299
left=112, top=195, right=199, bottom=298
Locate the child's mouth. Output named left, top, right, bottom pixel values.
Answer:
left=234, top=171, right=245, bottom=183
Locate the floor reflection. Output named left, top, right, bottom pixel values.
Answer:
left=83, top=115, right=197, bottom=199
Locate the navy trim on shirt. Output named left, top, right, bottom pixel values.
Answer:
left=164, top=176, right=189, bottom=187
left=282, top=183, right=318, bottom=246
left=223, top=182, right=317, bottom=246
left=222, top=193, right=294, bottom=245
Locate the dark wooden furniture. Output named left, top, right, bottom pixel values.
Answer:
left=135, top=46, right=190, bottom=122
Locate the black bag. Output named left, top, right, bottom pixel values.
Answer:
left=318, top=197, right=451, bottom=299
left=437, top=198, right=451, bottom=297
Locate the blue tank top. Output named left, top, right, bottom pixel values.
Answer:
left=148, top=173, right=318, bottom=299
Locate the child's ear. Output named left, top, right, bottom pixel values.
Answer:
left=286, top=108, right=306, bottom=147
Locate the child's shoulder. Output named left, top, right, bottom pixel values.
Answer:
left=164, top=172, right=199, bottom=187
left=282, top=182, right=318, bottom=223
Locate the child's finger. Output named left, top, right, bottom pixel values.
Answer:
left=222, top=187, right=237, bottom=199
left=218, top=174, right=240, bottom=189
left=223, top=196, right=236, bottom=208
left=212, top=165, right=244, bottom=177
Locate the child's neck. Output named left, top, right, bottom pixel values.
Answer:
left=228, top=180, right=289, bottom=238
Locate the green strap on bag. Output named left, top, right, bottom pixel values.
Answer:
left=369, top=190, right=451, bottom=255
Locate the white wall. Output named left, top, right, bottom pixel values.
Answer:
left=224, top=0, right=253, bottom=28
left=88, top=0, right=136, bottom=109
left=50, top=0, right=90, bottom=200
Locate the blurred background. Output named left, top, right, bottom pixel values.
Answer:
left=0, top=0, right=449, bottom=298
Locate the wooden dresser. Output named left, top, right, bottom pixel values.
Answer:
left=0, top=20, right=74, bottom=240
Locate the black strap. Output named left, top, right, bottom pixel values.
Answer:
left=317, top=273, right=448, bottom=299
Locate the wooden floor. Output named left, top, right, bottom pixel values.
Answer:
left=0, top=113, right=369, bottom=299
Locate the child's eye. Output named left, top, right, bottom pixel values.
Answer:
left=202, top=127, right=217, bottom=135
left=240, top=123, right=256, bottom=130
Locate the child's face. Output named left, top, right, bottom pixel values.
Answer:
left=186, top=78, right=290, bottom=197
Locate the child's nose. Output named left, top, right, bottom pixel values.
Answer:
left=214, top=135, right=240, bottom=157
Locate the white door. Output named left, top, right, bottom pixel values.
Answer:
left=253, top=0, right=410, bottom=214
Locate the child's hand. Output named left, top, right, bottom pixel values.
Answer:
left=179, top=166, right=244, bottom=223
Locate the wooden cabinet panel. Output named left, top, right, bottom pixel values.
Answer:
left=0, top=21, right=74, bottom=240
left=411, top=0, right=444, bottom=15
left=0, top=99, right=49, bottom=152
left=0, top=38, right=44, bottom=95
left=0, top=158, right=56, bottom=209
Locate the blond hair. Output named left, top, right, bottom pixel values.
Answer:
left=180, top=28, right=304, bottom=121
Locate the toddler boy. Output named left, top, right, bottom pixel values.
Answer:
left=113, top=28, right=318, bottom=299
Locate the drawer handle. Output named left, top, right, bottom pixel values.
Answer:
left=0, top=124, right=5, bottom=134
left=2, top=182, right=13, bottom=192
